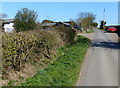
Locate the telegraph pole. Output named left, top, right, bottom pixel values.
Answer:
left=103, top=8, right=105, bottom=21
left=100, top=8, right=106, bottom=29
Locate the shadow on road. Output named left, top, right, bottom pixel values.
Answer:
left=92, top=41, right=120, bottom=50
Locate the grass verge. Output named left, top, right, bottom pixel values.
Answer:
left=98, top=28, right=106, bottom=32
left=14, top=35, right=91, bottom=86
left=118, top=37, right=120, bottom=43
left=86, top=29, right=94, bottom=33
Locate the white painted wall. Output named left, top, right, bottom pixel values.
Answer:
left=4, top=22, right=14, bottom=33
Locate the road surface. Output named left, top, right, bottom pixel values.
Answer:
left=76, top=29, right=119, bottom=86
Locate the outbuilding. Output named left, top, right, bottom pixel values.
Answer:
left=2, top=19, right=14, bottom=33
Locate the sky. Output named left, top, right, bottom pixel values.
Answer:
left=118, top=1, right=120, bottom=24
left=1, top=2, right=118, bottom=26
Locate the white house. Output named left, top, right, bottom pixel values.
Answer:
left=4, top=22, right=14, bottom=33
left=2, top=19, right=14, bottom=33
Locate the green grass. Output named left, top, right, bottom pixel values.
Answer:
left=98, top=28, right=106, bottom=32
left=118, top=37, right=120, bottom=43
left=17, top=35, right=91, bottom=86
left=86, top=29, right=94, bottom=33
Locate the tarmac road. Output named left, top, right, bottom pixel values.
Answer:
left=76, top=29, right=119, bottom=86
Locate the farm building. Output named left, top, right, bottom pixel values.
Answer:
left=42, top=21, right=82, bottom=31
left=1, top=19, right=14, bottom=33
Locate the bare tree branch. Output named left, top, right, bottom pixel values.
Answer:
left=0, top=13, right=7, bottom=19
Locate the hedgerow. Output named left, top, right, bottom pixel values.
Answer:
left=2, top=30, right=62, bottom=79
left=2, top=26, right=76, bottom=82
left=19, top=35, right=91, bottom=86
left=53, top=25, right=76, bottom=44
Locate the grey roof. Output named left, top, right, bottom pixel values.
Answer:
left=42, top=23, right=56, bottom=26
left=2, top=19, right=14, bottom=23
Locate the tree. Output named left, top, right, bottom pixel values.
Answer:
left=0, top=13, right=7, bottom=30
left=14, top=8, right=38, bottom=32
left=77, top=12, right=96, bottom=31
left=42, top=19, right=54, bottom=24
left=35, top=22, right=42, bottom=30
left=0, top=13, right=7, bottom=20
left=100, top=20, right=106, bottom=29
left=91, top=22, right=98, bottom=27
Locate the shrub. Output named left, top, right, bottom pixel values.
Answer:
left=2, top=25, right=76, bottom=81
left=35, top=22, right=42, bottom=30
left=53, top=25, right=76, bottom=45
left=118, top=37, right=120, bottom=43
left=2, top=30, right=62, bottom=79
left=73, top=35, right=91, bottom=45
